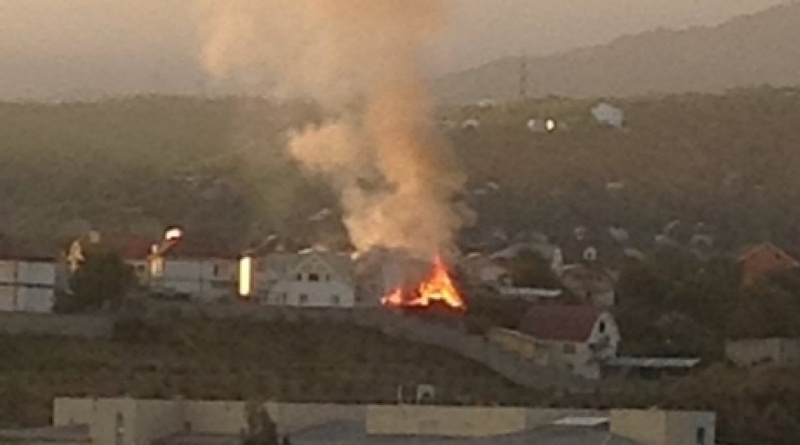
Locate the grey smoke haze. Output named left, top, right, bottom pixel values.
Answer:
left=198, top=0, right=469, bottom=259
left=0, top=0, right=789, bottom=99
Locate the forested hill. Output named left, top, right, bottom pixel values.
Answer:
left=433, top=2, right=800, bottom=103
left=2, top=87, right=800, bottom=252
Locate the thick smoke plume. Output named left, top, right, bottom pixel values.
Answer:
left=200, top=0, right=471, bottom=260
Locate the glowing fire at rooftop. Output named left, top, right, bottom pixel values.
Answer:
left=381, top=255, right=466, bottom=311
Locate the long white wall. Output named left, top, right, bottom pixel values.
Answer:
left=0, top=260, right=56, bottom=313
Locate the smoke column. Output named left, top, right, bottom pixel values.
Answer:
left=200, top=0, right=471, bottom=260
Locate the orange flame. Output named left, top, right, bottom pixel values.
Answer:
left=381, top=255, right=466, bottom=311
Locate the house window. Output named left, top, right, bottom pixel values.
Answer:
left=299, top=294, right=309, bottom=305
left=296, top=273, right=303, bottom=282
left=309, top=273, right=320, bottom=282
left=583, top=247, right=598, bottom=261
left=696, top=427, right=707, bottom=445
left=213, top=265, right=220, bottom=276
left=563, top=344, right=577, bottom=354
left=598, top=321, right=607, bottom=334
left=325, top=274, right=331, bottom=282
left=331, top=295, right=340, bottom=306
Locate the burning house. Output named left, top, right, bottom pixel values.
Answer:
left=355, top=249, right=467, bottom=313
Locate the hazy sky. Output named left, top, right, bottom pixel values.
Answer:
left=0, top=0, right=790, bottom=97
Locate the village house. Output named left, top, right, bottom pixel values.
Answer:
left=0, top=254, right=59, bottom=313
left=738, top=242, right=799, bottom=287
left=148, top=230, right=238, bottom=303
left=65, top=230, right=238, bottom=302
left=241, top=249, right=356, bottom=308
left=514, top=305, right=621, bottom=379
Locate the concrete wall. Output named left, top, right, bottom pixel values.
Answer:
left=726, top=338, right=800, bottom=367
left=0, top=312, right=113, bottom=338
left=54, top=398, right=96, bottom=426
left=665, top=411, right=716, bottom=445
left=132, top=400, right=184, bottom=445
left=488, top=328, right=538, bottom=359
left=611, top=410, right=667, bottom=445
left=610, top=410, right=715, bottom=445
left=366, top=405, right=527, bottom=437
left=183, top=401, right=247, bottom=435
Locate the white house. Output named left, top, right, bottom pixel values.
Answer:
left=516, top=305, right=621, bottom=379
left=591, top=102, right=625, bottom=128
left=147, top=229, right=238, bottom=303
left=241, top=249, right=356, bottom=308
left=0, top=257, right=57, bottom=313
left=150, top=257, right=238, bottom=303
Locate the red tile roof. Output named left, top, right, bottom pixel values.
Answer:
left=161, top=236, right=239, bottom=260
left=518, top=304, right=604, bottom=342
left=97, top=233, right=155, bottom=260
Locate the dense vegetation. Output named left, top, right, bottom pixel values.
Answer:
left=3, top=88, right=800, bottom=443
left=3, top=87, right=800, bottom=253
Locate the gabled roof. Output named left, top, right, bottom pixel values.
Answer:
left=99, top=233, right=155, bottom=260
left=737, top=242, right=799, bottom=265
left=161, top=235, right=240, bottom=260
left=0, top=233, right=56, bottom=261
left=65, top=232, right=154, bottom=261
left=518, top=305, right=606, bottom=342
left=266, top=249, right=354, bottom=283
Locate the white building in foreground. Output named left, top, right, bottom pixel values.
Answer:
left=0, top=397, right=716, bottom=445
left=0, top=258, right=57, bottom=313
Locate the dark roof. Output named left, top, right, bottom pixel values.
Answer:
left=289, top=421, right=640, bottom=445
left=518, top=305, right=605, bottom=342
left=162, top=235, right=240, bottom=260
left=0, top=233, right=56, bottom=261
left=100, top=233, right=155, bottom=260
left=737, top=242, right=799, bottom=264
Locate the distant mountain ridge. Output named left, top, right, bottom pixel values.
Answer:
left=433, top=2, right=800, bottom=103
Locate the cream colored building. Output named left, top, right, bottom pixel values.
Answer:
left=610, top=410, right=716, bottom=445
left=1, top=398, right=716, bottom=445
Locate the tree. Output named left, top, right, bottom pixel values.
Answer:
left=242, top=401, right=279, bottom=445
left=56, top=247, right=134, bottom=313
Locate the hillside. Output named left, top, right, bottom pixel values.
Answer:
left=0, top=318, right=531, bottom=427
left=3, top=88, right=800, bottom=252
left=433, top=2, right=800, bottom=103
